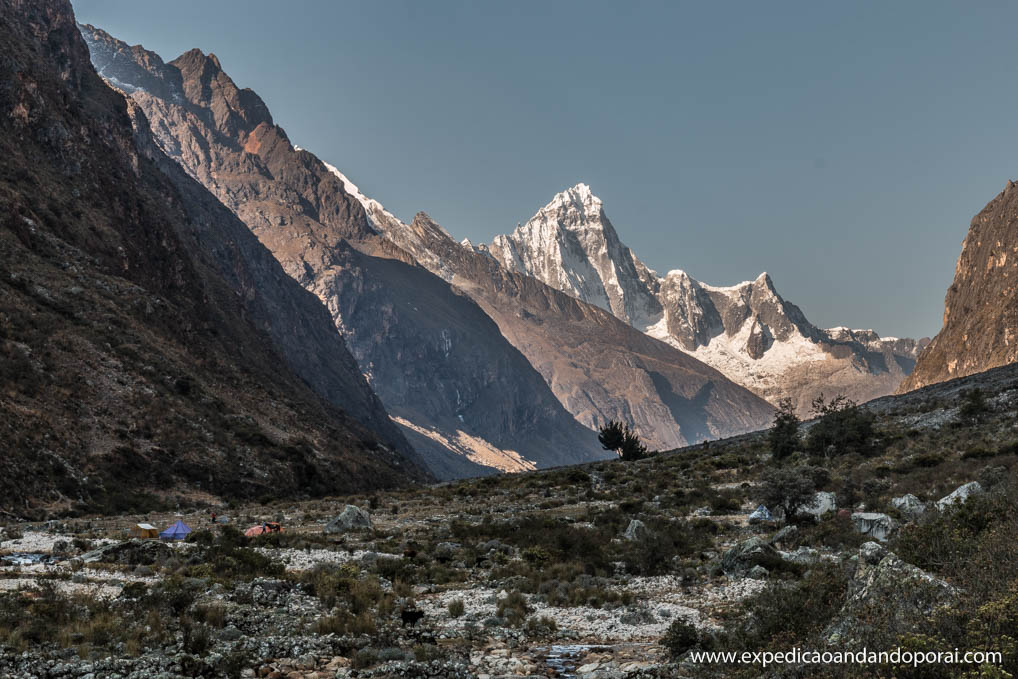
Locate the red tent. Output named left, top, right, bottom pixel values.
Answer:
left=245, top=522, right=282, bottom=537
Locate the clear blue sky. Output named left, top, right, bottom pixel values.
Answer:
left=74, top=1, right=1018, bottom=340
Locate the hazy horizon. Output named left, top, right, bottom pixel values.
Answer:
left=73, top=0, right=1018, bottom=340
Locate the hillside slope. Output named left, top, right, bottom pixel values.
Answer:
left=0, top=0, right=425, bottom=516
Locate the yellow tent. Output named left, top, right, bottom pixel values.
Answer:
left=130, top=523, right=158, bottom=539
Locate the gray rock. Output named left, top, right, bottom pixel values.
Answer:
left=780, top=546, right=823, bottom=565
left=891, top=494, right=927, bottom=521
left=623, top=519, right=648, bottom=541
left=826, top=546, right=958, bottom=644
left=859, top=541, right=887, bottom=565
left=80, top=540, right=173, bottom=565
left=795, top=491, right=837, bottom=522
left=747, top=565, right=769, bottom=579
left=769, top=525, right=798, bottom=547
left=935, top=481, right=984, bottom=511
left=323, top=505, right=372, bottom=534
left=692, top=506, right=712, bottom=517
left=722, top=537, right=781, bottom=576
left=850, top=512, right=898, bottom=542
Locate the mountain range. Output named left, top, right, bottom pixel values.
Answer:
left=2, top=0, right=1013, bottom=514
left=488, top=184, right=928, bottom=417
left=80, top=25, right=779, bottom=471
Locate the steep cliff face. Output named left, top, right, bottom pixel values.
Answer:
left=81, top=25, right=609, bottom=476
left=491, top=185, right=926, bottom=416
left=901, top=181, right=1018, bottom=392
left=0, top=0, right=427, bottom=516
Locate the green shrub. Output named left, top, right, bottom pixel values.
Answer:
left=447, top=598, right=465, bottom=618
left=496, top=591, right=531, bottom=627
left=757, top=466, right=819, bottom=520
left=661, top=618, right=699, bottom=659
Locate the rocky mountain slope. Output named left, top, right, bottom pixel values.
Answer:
left=900, top=180, right=1018, bottom=392
left=325, top=169, right=775, bottom=450
left=83, top=26, right=776, bottom=455
left=0, top=0, right=432, bottom=515
left=490, top=184, right=926, bottom=415
left=80, top=25, right=610, bottom=477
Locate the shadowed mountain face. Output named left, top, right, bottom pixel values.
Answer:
left=81, top=24, right=776, bottom=454
left=0, top=0, right=429, bottom=516
left=80, top=25, right=609, bottom=476
left=901, top=181, right=1018, bottom=392
left=490, top=184, right=928, bottom=417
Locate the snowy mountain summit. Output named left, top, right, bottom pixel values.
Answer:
left=490, top=184, right=663, bottom=328
left=490, top=184, right=926, bottom=413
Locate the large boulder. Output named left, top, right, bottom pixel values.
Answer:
left=80, top=540, right=173, bottom=565
left=826, top=544, right=958, bottom=644
left=623, top=519, right=648, bottom=542
left=850, top=513, right=898, bottom=542
left=935, top=482, right=984, bottom=511
left=891, top=494, right=927, bottom=521
left=721, top=537, right=782, bottom=576
left=323, top=505, right=373, bottom=534
left=795, top=491, right=837, bottom=522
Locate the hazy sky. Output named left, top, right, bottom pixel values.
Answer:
left=74, top=1, right=1018, bottom=339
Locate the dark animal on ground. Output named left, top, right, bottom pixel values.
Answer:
left=400, top=609, right=425, bottom=627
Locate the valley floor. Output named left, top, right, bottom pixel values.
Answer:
left=4, top=363, right=1018, bottom=679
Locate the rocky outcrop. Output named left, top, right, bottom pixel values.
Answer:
left=80, top=540, right=172, bottom=565
left=827, top=543, right=959, bottom=644
left=935, top=481, right=983, bottom=511
left=491, top=185, right=926, bottom=417
left=850, top=513, right=898, bottom=542
left=902, top=181, right=1018, bottom=392
left=891, top=494, right=927, bottom=521
left=721, top=537, right=782, bottom=576
left=0, top=0, right=424, bottom=515
left=324, top=505, right=372, bottom=534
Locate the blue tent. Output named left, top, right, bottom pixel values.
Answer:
left=160, top=520, right=192, bottom=541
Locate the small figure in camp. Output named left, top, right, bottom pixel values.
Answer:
left=210, top=511, right=217, bottom=525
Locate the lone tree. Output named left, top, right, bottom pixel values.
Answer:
left=758, top=466, right=822, bottom=521
left=598, top=420, right=647, bottom=461
left=768, top=397, right=801, bottom=460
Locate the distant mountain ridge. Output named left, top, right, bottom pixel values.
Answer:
left=489, top=184, right=927, bottom=415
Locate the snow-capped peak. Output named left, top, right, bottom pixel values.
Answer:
left=488, top=183, right=662, bottom=326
